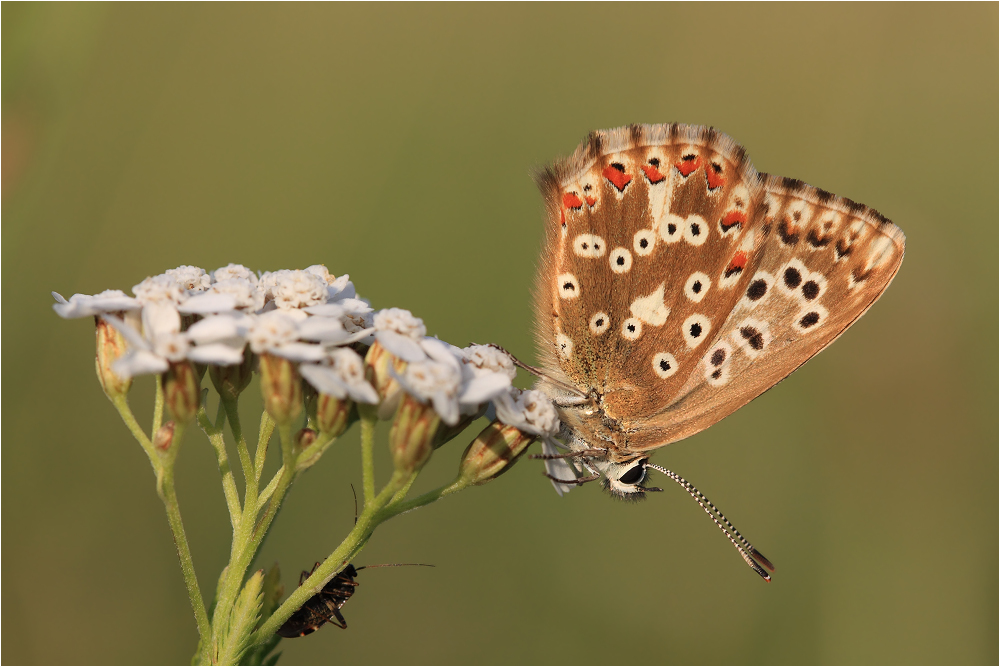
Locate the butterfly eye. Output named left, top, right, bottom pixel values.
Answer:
left=618, top=464, right=645, bottom=486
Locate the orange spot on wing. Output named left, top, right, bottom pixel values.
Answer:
left=721, top=211, right=746, bottom=231
left=724, top=251, right=748, bottom=277
left=675, top=157, right=702, bottom=177
left=602, top=165, right=632, bottom=192
left=706, top=167, right=726, bottom=190
left=640, top=165, right=666, bottom=184
left=585, top=195, right=596, bottom=207
left=562, top=192, right=583, bottom=209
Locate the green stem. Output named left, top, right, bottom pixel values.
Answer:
left=254, top=412, right=275, bottom=482
left=225, top=397, right=257, bottom=508
left=380, top=476, right=467, bottom=522
left=197, top=402, right=241, bottom=529
left=208, top=424, right=295, bottom=661
left=249, top=470, right=410, bottom=644
left=152, top=373, right=165, bottom=435
left=110, top=395, right=158, bottom=470
left=360, top=415, right=376, bottom=507
left=158, top=423, right=212, bottom=646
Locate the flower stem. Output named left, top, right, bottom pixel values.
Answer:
left=157, top=422, right=212, bottom=646
left=197, top=402, right=241, bottom=529
left=152, top=373, right=165, bottom=435
left=254, top=412, right=275, bottom=483
left=249, top=470, right=410, bottom=644
left=224, top=397, right=257, bottom=507
left=360, top=415, right=377, bottom=507
left=110, top=395, right=157, bottom=471
left=380, top=476, right=468, bottom=522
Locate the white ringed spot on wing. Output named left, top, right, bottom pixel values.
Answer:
left=799, top=271, right=827, bottom=302
left=740, top=271, right=775, bottom=308
left=573, top=233, right=607, bottom=259
left=652, top=352, right=678, bottom=379
left=556, top=333, right=573, bottom=359
left=731, top=317, right=770, bottom=359
left=794, top=305, right=829, bottom=333
left=683, top=272, right=711, bottom=303
left=704, top=341, right=733, bottom=386
left=682, top=313, right=711, bottom=349
left=609, top=247, right=633, bottom=274
left=659, top=213, right=684, bottom=244
left=778, top=258, right=809, bottom=297
left=589, top=311, right=610, bottom=335
left=557, top=273, right=580, bottom=299
left=633, top=229, right=656, bottom=256
left=621, top=317, right=643, bottom=341
left=683, top=214, right=709, bottom=246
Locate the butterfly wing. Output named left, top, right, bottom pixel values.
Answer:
left=533, top=124, right=904, bottom=454
left=636, top=174, right=904, bottom=449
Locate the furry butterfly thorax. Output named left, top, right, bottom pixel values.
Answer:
left=525, top=124, right=904, bottom=580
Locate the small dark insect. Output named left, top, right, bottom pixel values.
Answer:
left=276, top=562, right=431, bottom=638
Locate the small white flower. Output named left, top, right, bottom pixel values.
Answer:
left=213, top=263, right=259, bottom=287
left=186, top=314, right=248, bottom=365
left=373, top=308, right=427, bottom=362
left=300, top=348, right=379, bottom=404
left=52, top=290, right=141, bottom=319
left=493, top=388, right=560, bottom=437
left=133, top=274, right=187, bottom=306
left=258, top=270, right=287, bottom=302
left=165, top=265, right=212, bottom=293
left=205, top=278, right=265, bottom=312
left=396, top=359, right=463, bottom=425
left=247, top=311, right=327, bottom=362
left=272, top=270, right=329, bottom=310
left=103, top=303, right=188, bottom=377
left=460, top=344, right=517, bottom=381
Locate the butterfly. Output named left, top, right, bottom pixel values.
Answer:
left=526, top=124, right=904, bottom=580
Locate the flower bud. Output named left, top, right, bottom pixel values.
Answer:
left=296, top=427, right=318, bottom=451
left=317, top=393, right=354, bottom=439
left=95, top=316, right=132, bottom=398
left=389, top=393, right=441, bottom=474
left=164, top=361, right=201, bottom=423
left=209, top=350, right=256, bottom=402
left=458, top=419, right=537, bottom=486
left=363, top=339, right=407, bottom=420
left=154, top=421, right=176, bottom=451
left=259, top=352, right=302, bottom=426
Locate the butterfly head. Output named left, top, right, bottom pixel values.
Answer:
left=596, top=457, right=657, bottom=500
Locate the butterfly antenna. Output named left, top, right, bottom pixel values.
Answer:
left=355, top=564, right=435, bottom=571
left=644, top=463, right=775, bottom=581
left=484, top=343, right=588, bottom=398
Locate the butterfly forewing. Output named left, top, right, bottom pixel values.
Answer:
left=534, top=124, right=904, bottom=456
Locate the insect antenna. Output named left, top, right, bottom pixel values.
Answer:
left=644, top=463, right=775, bottom=581
left=351, top=483, right=358, bottom=525
left=355, top=563, right=435, bottom=571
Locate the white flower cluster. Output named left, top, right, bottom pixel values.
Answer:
left=53, top=263, right=561, bottom=434
left=53, top=264, right=377, bottom=401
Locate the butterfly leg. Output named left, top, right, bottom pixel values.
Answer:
left=544, top=471, right=599, bottom=485
left=326, top=608, right=348, bottom=630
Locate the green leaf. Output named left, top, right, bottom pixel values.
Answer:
left=215, top=569, right=264, bottom=666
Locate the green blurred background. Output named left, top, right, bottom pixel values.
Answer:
left=3, top=3, right=996, bottom=664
